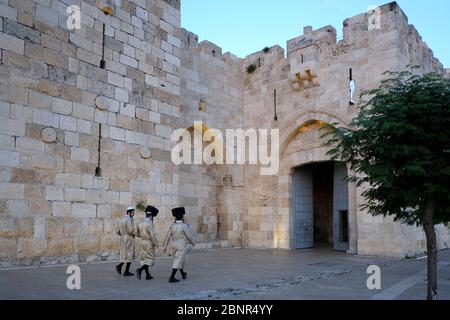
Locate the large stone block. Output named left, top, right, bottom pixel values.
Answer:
left=45, top=217, right=65, bottom=239
left=72, top=203, right=96, bottom=218
left=70, top=147, right=90, bottom=162
left=0, top=118, right=26, bottom=137
left=52, top=97, right=73, bottom=115
left=33, top=110, right=59, bottom=128
left=63, top=217, right=82, bottom=237
left=100, top=234, right=119, bottom=251
left=28, top=199, right=52, bottom=216
left=3, top=19, right=40, bottom=44
left=0, top=237, right=17, bottom=258
left=65, top=188, right=87, bottom=202
left=10, top=168, right=36, bottom=184
left=31, top=154, right=59, bottom=170
left=45, top=186, right=64, bottom=201
left=16, top=238, right=47, bottom=259
left=0, top=216, right=16, bottom=239
left=46, top=238, right=74, bottom=257
left=7, top=199, right=29, bottom=217
left=75, top=237, right=100, bottom=256
left=55, top=173, right=81, bottom=188
left=0, top=183, right=25, bottom=200
left=86, top=189, right=107, bottom=204
left=52, top=201, right=71, bottom=217
left=0, top=150, right=20, bottom=167
left=0, top=31, right=24, bottom=54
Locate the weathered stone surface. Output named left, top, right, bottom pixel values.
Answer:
left=0, top=32, right=24, bottom=54
left=0, top=183, right=25, bottom=200
left=0, top=216, right=16, bottom=239
left=45, top=217, right=64, bottom=239
left=3, top=20, right=40, bottom=44
left=28, top=199, right=51, bottom=216
left=11, top=168, right=36, bottom=184
left=0, top=238, right=16, bottom=258
left=52, top=202, right=71, bottom=217
left=47, top=238, right=74, bottom=257
left=139, top=147, right=151, bottom=159
left=16, top=238, right=47, bottom=259
left=45, top=186, right=63, bottom=201
left=0, top=1, right=447, bottom=268
left=71, top=203, right=96, bottom=218
left=41, top=127, right=57, bottom=143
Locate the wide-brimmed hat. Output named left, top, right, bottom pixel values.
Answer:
left=145, top=205, right=159, bottom=216
left=171, top=207, right=186, bottom=217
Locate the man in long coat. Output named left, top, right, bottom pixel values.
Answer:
left=135, top=205, right=159, bottom=280
left=115, top=206, right=136, bottom=276
left=163, top=207, right=195, bottom=283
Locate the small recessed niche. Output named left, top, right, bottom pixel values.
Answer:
left=199, top=99, right=207, bottom=112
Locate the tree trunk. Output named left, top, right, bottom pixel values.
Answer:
left=423, top=198, right=437, bottom=300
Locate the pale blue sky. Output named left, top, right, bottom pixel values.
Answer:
left=181, top=0, right=449, bottom=67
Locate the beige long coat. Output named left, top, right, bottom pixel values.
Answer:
left=163, top=221, right=195, bottom=269
left=115, top=215, right=135, bottom=263
left=136, top=218, right=158, bottom=267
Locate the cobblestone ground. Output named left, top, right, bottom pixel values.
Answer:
left=0, top=248, right=449, bottom=300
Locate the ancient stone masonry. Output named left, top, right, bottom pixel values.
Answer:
left=0, top=1, right=449, bottom=267
left=0, top=0, right=187, bottom=266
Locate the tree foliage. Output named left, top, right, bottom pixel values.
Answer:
left=322, top=68, right=450, bottom=226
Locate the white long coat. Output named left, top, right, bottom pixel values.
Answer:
left=136, top=218, right=158, bottom=267
left=163, top=221, right=195, bottom=269
left=115, top=215, right=135, bottom=263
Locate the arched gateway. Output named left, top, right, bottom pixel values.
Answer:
left=275, top=116, right=358, bottom=253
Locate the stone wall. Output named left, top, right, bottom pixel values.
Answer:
left=0, top=1, right=449, bottom=266
left=236, top=1, right=449, bottom=257
left=0, top=0, right=185, bottom=267
left=178, top=28, right=242, bottom=245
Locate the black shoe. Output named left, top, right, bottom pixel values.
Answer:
left=181, top=271, right=187, bottom=280
left=136, top=269, right=142, bottom=280
left=115, top=265, right=122, bottom=275
left=169, top=277, right=180, bottom=283
left=146, top=274, right=154, bottom=280
left=123, top=271, right=135, bottom=277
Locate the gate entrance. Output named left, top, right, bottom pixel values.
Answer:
left=292, top=162, right=349, bottom=251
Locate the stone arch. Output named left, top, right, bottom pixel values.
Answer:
left=279, top=110, right=349, bottom=155
left=186, top=122, right=210, bottom=135
left=274, top=110, right=357, bottom=253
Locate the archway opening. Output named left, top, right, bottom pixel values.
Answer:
left=292, top=161, right=349, bottom=251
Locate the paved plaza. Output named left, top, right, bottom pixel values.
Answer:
left=0, top=248, right=449, bottom=300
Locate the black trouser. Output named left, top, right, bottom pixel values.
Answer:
left=170, top=268, right=185, bottom=278
left=117, top=262, right=132, bottom=273
left=138, top=265, right=151, bottom=277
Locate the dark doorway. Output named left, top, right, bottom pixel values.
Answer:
left=311, top=162, right=334, bottom=247
left=292, top=161, right=349, bottom=251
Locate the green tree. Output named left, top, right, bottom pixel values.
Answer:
left=322, top=69, right=450, bottom=300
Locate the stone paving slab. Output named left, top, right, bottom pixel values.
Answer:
left=0, top=248, right=449, bottom=300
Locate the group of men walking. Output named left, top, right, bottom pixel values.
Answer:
left=115, top=205, right=195, bottom=283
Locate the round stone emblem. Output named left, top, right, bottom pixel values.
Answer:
left=95, top=96, right=108, bottom=110
left=140, top=147, right=151, bottom=159
left=41, top=127, right=57, bottom=143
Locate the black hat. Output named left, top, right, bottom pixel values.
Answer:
left=172, top=207, right=186, bottom=217
left=145, top=205, right=159, bottom=216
